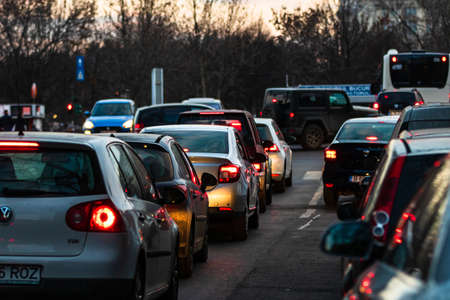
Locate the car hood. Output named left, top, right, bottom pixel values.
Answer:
left=87, top=115, right=132, bottom=127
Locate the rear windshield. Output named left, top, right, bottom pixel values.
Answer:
left=201, top=103, right=221, bottom=109
left=92, top=103, right=132, bottom=116
left=408, top=120, right=450, bottom=131
left=336, top=123, right=396, bottom=141
left=145, top=130, right=229, bottom=154
left=137, top=106, right=207, bottom=127
left=129, top=143, right=174, bottom=181
left=0, top=150, right=105, bottom=197
left=378, top=92, right=415, bottom=104
left=256, top=124, right=273, bottom=141
left=178, top=113, right=253, bottom=148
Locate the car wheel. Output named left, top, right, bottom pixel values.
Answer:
left=194, top=229, right=208, bottom=263
left=301, top=124, right=325, bottom=150
left=179, top=230, right=194, bottom=278
left=128, top=260, right=145, bottom=300
left=323, top=185, right=338, bottom=207
left=249, top=200, right=259, bottom=229
left=160, top=254, right=179, bottom=300
left=286, top=167, right=293, bottom=187
left=232, top=208, right=248, bottom=241
left=266, top=178, right=273, bottom=205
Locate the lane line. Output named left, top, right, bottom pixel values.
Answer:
left=302, top=171, right=322, bottom=180
left=297, top=214, right=321, bottom=231
left=299, top=183, right=323, bottom=219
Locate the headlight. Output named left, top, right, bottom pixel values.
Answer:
left=83, top=120, right=94, bottom=130
left=122, top=119, right=133, bottom=129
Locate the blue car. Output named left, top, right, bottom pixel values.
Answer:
left=83, top=99, right=135, bottom=134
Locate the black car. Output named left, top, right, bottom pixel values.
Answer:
left=391, top=104, right=450, bottom=138
left=261, top=88, right=378, bottom=149
left=178, top=109, right=272, bottom=213
left=322, top=116, right=398, bottom=206
left=106, top=133, right=217, bottom=278
left=133, top=103, right=213, bottom=132
left=336, top=133, right=450, bottom=293
left=373, top=90, right=424, bottom=115
left=322, top=155, right=450, bottom=300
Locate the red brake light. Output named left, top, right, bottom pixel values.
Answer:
left=259, top=111, right=263, bottom=117
left=384, top=95, right=388, bottom=99
left=324, top=149, right=337, bottom=161
left=199, top=111, right=224, bottom=115
left=229, top=121, right=242, bottom=131
left=0, top=141, right=40, bottom=151
left=373, top=102, right=380, bottom=110
left=264, top=144, right=279, bottom=152
left=391, top=56, right=397, bottom=63
left=219, top=207, right=232, bottom=212
left=289, top=112, right=295, bottom=118
left=365, top=136, right=378, bottom=141
left=219, top=164, right=240, bottom=183
left=134, top=122, right=144, bottom=133
left=272, top=98, right=278, bottom=103
left=414, top=101, right=424, bottom=106
left=66, top=200, right=124, bottom=233
left=252, top=163, right=261, bottom=172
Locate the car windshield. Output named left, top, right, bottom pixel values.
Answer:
left=129, top=143, right=174, bottom=181
left=378, top=92, right=415, bottom=104
left=256, top=124, right=273, bottom=141
left=0, top=150, right=105, bottom=197
left=336, top=123, right=396, bottom=141
left=91, top=103, right=132, bottom=116
left=146, top=130, right=229, bottom=154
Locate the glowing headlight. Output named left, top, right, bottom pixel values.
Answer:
left=83, top=120, right=94, bottom=130
left=122, top=119, right=133, bottom=129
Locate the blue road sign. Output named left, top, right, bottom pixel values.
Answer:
left=76, top=55, right=85, bottom=82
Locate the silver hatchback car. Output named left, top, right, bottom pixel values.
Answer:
left=141, top=125, right=260, bottom=241
left=0, top=132, right=178, bottom=299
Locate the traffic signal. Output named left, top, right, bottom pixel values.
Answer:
left=67, top=103, right=73, bottom=112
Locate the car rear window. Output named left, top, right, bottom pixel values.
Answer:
left=0, top=149, right=105, bottom=197
left=128, top=143, right=174, bottom=181
left=256, top=124, right=273, bottom=141
left=138, top=106, right=193, bottom=127
left=145, top=130, right=229, bottom=154
left=378, top=92, right=415, bottom=105
left=336, top=122, right=396, bottom=141
left=408, top=120, right=450, bottom=131
left=92, top=103, right=132, bottom=116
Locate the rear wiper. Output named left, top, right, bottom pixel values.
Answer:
left=2, top=188, right=71, bottom=196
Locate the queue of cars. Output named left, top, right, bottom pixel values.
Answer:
left=320, top=102, right=450, bottom=299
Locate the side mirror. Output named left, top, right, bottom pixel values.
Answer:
left=84, top=110, right=91, bottom=117
left=200, top=172, right=217, bottom=192
left=286, top=136, right=296, bottom=144
left=162, top=186, right=186, bottom=205
left=262, top=140, right=274, bottom=150
left=337, top=201, right=358, bottom=221
left=321, top=221, right=372, bottom=258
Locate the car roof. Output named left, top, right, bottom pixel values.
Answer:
left=182, top=98, right=221, bottom=103
left=179, top=109, right=252, bottom=116
left=96, top=132, right=167, bottom=143
left=343, top=116, right=399, bottom=124
left=136, top=103, right=213, bottom=111
left=399, top=128, right=450, bottom=140
left=0, top=131, right=119, bottom=149
left=403, top=104, right=450, bottom=119
left=403, top=136, right=450, bottom=154
left=95, top=98, right=134, bottom=104
left=142, top=124, right=232, bottom=133
left=255, top=118, right=274, bottom=125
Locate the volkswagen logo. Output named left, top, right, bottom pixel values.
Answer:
left=0, top=206, right=13, bottom=223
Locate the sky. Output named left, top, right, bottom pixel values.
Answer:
left=246, top=0, right=323, bottom=24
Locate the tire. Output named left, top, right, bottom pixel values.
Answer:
left=286, top=167, right=293, bottom=187
left=266, top=178, right=273, bottom=205
left=160, top=254, right=179, bottom=300
left=323, top=185, right=338, bottom=207
left=179, top=229, right=194, bottom=278
left=276, top=176, right=286, bottom=193
left=301, top=124, right=325, bottom=150
left=259, top=184, right=267, bottom=214
left=194, top=230, right=208, bottom=263
left=128, top=259, right=145, bottom=300
left=232, top=208, right=248, bottom=241
left=249, top=200, right=260, bottom=229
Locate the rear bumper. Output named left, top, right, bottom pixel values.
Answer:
left=269, top=152, right=285, bottom=182
left=207, top=182, right=247, bottom=213
left=323, top=167, right=372, bottom=195
left=208, top=208, right=245, bottom=221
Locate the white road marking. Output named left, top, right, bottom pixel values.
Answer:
left=302, top=171, right=322, bottom=180
left=299, top=183, right=323, bottom=219
left=297, top=214, right=321, bottom=231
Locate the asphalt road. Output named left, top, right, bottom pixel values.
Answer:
left=180, top=150, right=342, bottom=300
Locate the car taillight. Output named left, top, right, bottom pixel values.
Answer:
left=414, top=100, right=424, bottom=106
left=365, top=136, right=378, bottom=141
left=289, top=112, right=295, bottom=118
left=134, top=122, right=144, bottom=133
left=372, top=102, right=380, bottom=110
left=252, top=163, right=261, bottom=172
left=229, top=121, right=242, bottom=131
left=66, top=200, right=124, bottom=233
left=264, top=144, right=279, bottom=152
left=219, top=164, right=240, bottom=183
left=371, top=155, right=406, bottom=243
left=324, top=148, right=337, bottom=161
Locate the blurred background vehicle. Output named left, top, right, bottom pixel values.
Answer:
left=255, top=118, right=294, bottom=194
left=177, top=109, right=271, bottom=213
left=0, top=132, right=179, bottom=299
left=82, top=99, right=135, bottom=134
left=322, top=116, right=398, bottom=207
left=142, top=124, right=260, bottom=241
left=372, top=89, right=424, bottom=115
left=182, top=98, right=223, bottom=110
left=105, top=133, right=217, bottom=278
left=133, top=103, right=213, bottom=133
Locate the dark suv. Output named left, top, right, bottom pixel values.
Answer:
left=373, top=90, right=424, bottom=115
left=178, top=109, right=272, bottom=212
left=261, top=88, right=378, bottom=149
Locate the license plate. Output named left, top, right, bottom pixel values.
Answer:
left=0, top=265, right=41, bottom=285
left=349, top=176, right=365, bottom=183
left=388, top=110, right=401, bottom=115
